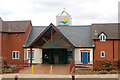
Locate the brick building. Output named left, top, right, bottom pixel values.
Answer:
left=0, top=17, right=32, bottom=64
left=92, top=24, right=120, bottom=60
left=0, top=10, right=119, bottom=69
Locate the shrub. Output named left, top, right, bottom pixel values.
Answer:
left=93, top=59, right=119, bottom=71
left=2, top=58, right=17, bottom=73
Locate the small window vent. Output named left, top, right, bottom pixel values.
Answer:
left=95, top=30, right=97, bottom=35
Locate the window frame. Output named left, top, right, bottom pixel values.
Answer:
left=99, top=33, right=106, bottom=42
left=27, top=51, right=34, bottom=59
left=101, top=51, right=105, bottom=57
left=12, top=51, right=19, bottom=59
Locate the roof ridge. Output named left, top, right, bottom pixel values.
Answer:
left=92, top=23, right=118, bottom=25
left=4, top=20, right=31, bottom=22
left=33, top=25, right=91, bottom=27
left=57, top=25, right=91, bottom=27
left=33, top=26, right=47, bottom=27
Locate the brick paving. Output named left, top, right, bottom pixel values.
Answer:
left=52, top=64, right=70, bottom=74
left=19, top=64, right=70, bottom=74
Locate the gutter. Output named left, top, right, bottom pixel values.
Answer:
left=75, top=46, right=95, bottom=48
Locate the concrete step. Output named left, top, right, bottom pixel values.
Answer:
left=75, top=64, right=93, bottom=70
left=75, top=68, right=92, bottom=70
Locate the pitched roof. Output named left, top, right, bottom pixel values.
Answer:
left=25, top=26, right=47, bottom=47
left=2, top=21, right=31, bottom=32
left=92, top=23, right=119, bottom=39
left=57, top=26, right=92, bottom=47
left=25, top=24, right=93, bottom=47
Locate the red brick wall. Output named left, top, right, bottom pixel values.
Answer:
left=114, top=40, right=120, bottom=60
left=2, top=23, right=32, bottom=64
left=2, top=33, right=25, bottom=63
left=2, top=33, right=9, bottom=62
left=93, top=40, right=120, bottom=60
left=0, top=33, right=1, bottom=57
left=118, top=40, right=120, bottom=60
left=24, top=23, right=32, bottom=42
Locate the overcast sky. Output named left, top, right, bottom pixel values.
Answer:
left=0, top=0, right=119, bottom=26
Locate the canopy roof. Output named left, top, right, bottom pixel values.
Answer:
left=24, top=23, right=93, bottom=48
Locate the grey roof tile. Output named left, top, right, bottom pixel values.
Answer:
left=2, top=21, right=31, bottom=32
left=92, top=23, right=119, bottom=39
left=57, top=26, right=92, bottom=47
left=25, top=26, right=47, bottom=47
left=25, top=25, right=93, bottom=47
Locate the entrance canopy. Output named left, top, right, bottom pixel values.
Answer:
left=24, top=23, right=93, bottom=66
left=24, top=23, right=93, bottom=48
left=24, top=23, right=75, bottom=66
left=26, top=23, right=74, bottom=48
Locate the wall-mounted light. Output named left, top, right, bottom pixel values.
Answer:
left=16, top=34, right=18, bottom=36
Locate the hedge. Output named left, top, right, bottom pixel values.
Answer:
left=93, top=59, right=120, bottom=71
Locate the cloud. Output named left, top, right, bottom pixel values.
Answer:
left=0, top=0, right=119, bottom=25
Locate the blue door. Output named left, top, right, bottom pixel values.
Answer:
left=82, top=52, right=88, bottom=64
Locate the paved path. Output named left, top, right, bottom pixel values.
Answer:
left=19, top=64, right=70, bottom=74
left=1, top=74, right=119, bottom=78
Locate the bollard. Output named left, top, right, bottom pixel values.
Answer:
left=50, top=65, right=52, bottom=74
left=32, top=65, right=33, bottom=74
left=72, top=74, right=75, bottom=80
left=14, top=75, right=18, bottom=80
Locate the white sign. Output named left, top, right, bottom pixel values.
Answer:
left=56, top=16, right=71, bottom=26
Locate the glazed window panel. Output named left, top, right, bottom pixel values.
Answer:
left=28, top=52, right=34, bottom=59
left=16, top=52, right=19, bottom=58
left=101, top=51, right=105, bottom=57
left=100, top=36, right=102, bottom=41
left=99, top=33, right=106, bottom=42
left=12, top=51, right=19, bottom=59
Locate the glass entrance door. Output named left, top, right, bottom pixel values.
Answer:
left=43, top=50, right=50, bottom=64
left=43, top=49, right=67, bottom=64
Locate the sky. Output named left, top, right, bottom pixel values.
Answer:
left=0, top=0, right=119, bottom=26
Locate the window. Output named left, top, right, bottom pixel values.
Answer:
left=12, top=51, right=19, bottom=59
left=101, top=51, right=105, bottom=57
left=28, top=52, right=34, bottom=59
left=99, top=33, right=106, bottom=41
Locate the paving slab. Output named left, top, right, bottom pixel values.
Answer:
left=1, top=74, right=119, bottom=78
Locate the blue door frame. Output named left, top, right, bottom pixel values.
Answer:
left=82, top=52, right=88, bottom=64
